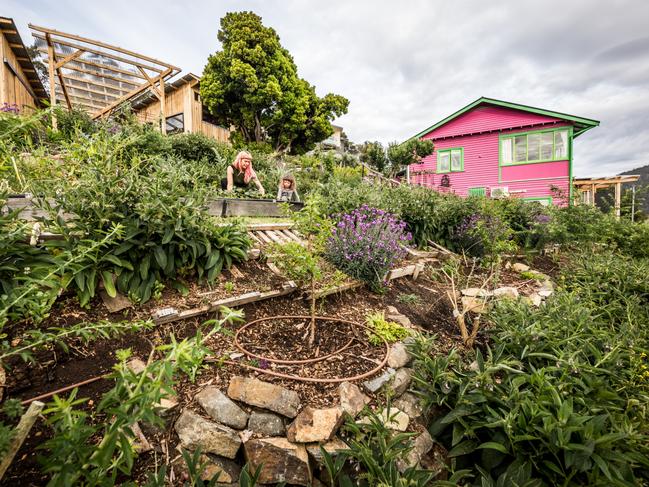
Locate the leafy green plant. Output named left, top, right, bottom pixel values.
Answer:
left=37, top=308, right=242, bottom=485
left=396, top=293, right=421, bottom=305
left=340, top=409, right=435, bottom=486
left=365, top=311, right=409, bottom=346
left=224, top=281, right=235, bottom=293
left=409, top=250, right=649, bottom=485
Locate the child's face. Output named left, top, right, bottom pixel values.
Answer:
left=282, top=179, right=292, bottom=189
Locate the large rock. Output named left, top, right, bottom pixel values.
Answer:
left=390, top=368, right=413, bottom=397
left=306, top=438, right=348, bottom=464
left=385, top=306, right=413, bottom=329
left=287, top=407, right=344, bottom=443
left=388, top=342, right=412, bottom=368
left=227, top=376, right=300, bottom=418
left=248, top=411, right=285, bottom=437
left=362, top=368, right=396, bottom=393
left=359, top=407, right=409, bottom=432
left=338, top=382, right=370, bottom=416
left=397, top=430, right=434, bottom=472
left=460, top=287, right=492, bottom=298
left=196, top=386, right=249, bottom=429
left=512, top=263, right=530, bottom=273
left=198, top=454, right=241, bottom=483
left=244, top=437, right=311, bottom=486
left=174, top=410, right=241, bottom=459
left=493, top=287, right=519, bottom=299
left=394, top=392, right=425, bottom=422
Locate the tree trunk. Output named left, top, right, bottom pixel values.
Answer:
left=254, top=114, right=263, bottom=143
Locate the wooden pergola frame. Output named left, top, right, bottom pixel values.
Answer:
left=29, top=24, right=180, bottom=131
left=574, top=175, right=640, bottom=218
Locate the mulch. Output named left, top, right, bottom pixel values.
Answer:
left=0, top=257, right=540, bottom=485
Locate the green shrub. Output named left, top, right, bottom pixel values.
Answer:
left=169, top=132, right=221, bottom=162
left=409, top=251, right=649, bottom=485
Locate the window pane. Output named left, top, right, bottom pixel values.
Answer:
left=541, top=132, right=553, bottom=159
left=439, top=152, right=450, bottom=172
left=166, top=113, right=184, bottom=134
left=515, top=136, right=527, bottom=162
left=501, top=138, right=513, bottom=163
left=527, top=133, right=540, bottom=161
left=451, top=150, right=462, bottom=171
left=554, top=130, right=568, bottom=159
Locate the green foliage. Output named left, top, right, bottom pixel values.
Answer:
left=359, top=141, right=388, bottom=173
left=339, top=410, right=435, bottom=486
left=169, top=132, right=221, bottom=162
left=1, top=319, right=153, bottom=363
left=396, top=293, right=420, bottom=304
left=409, top=251, right=649, bottom=485
left=37, top=309, right=242, bottom=485
left=39, top=135, right=251, bottom=304
left=268, top=241, right=322, bottom=286
left=365, top=311, right=410, bottom=346
left=200, top=11, right=349, bottom=154
left=386, top=138, right=434, bottom=177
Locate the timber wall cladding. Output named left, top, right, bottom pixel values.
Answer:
left=134, top=82, right=230, bottom=143
left=0, top=31, right=37, bottom=109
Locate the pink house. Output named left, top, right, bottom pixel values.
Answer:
left=407, top=97, right=599, bottom=205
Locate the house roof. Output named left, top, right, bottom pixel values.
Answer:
left=408, top=96, right=600, bottom=142
left=0, top=16, right=47, bottom=105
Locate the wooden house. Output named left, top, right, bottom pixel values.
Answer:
left=407, top=97, right=600, bottom=205
left=130, top=73, right=230, bottom=143
left=0, top=16, right=47, bottom=111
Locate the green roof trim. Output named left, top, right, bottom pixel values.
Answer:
left=407, top=97, right=600, bottom=142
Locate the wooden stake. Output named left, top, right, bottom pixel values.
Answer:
left=0, top=401, right=44, bottom=480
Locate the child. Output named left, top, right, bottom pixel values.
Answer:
left=276, top=174, right=300, bottom=202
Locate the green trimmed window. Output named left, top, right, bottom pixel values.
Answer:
left=500, top=128, right=569, bottom=165
left=468, top=187, right=486, bottom=197
left=437, top=148, right=464, bottom=173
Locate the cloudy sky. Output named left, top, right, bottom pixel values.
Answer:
left=7, top=0, right=649, bottom=176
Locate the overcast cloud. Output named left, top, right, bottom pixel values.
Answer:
left=7, top=0, right=649, bottom=176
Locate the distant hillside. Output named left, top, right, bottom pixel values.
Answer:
left=619, top=164, right=649, bottom=213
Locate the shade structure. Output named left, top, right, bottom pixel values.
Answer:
left=29, top=23, right=180, bottom=122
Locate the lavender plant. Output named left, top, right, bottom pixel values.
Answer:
left=326, top=205, right=411, bottom=290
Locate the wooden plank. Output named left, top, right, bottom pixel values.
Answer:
left=282, top=229, right=303, bottom=243
left=386, top=264, right=417, bottom=281
left=309, top=280, right=364, bottom=300
left=412, top=262, right=425, bottom=280
left=206, top=199, right=225, bottom=216
left=0, top=401, right=44, bottom=480
left=247, top=248, right=261, bottom=260
left=247, top=222, right=294, bottom=231
left=266, top=262, right=282, bottom=276
left=54, top=48, right=84, bottom=69
left=255, top=231, right=273, bottom=244
left=265, top=230, right=284, bottom=244
left=248, top=232, right=262, bottom=245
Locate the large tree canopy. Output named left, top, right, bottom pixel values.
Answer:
left=201, top=12, right=349, bottom=154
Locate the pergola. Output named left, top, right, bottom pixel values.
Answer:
left=574, top=175, right=640, bottom=218
left=29, top=24, right=180, bottom=131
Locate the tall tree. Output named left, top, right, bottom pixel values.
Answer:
left=201, top=12, right=349, bottom=154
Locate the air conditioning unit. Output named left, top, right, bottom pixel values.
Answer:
left=490, top=186, right=510, bottom=198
